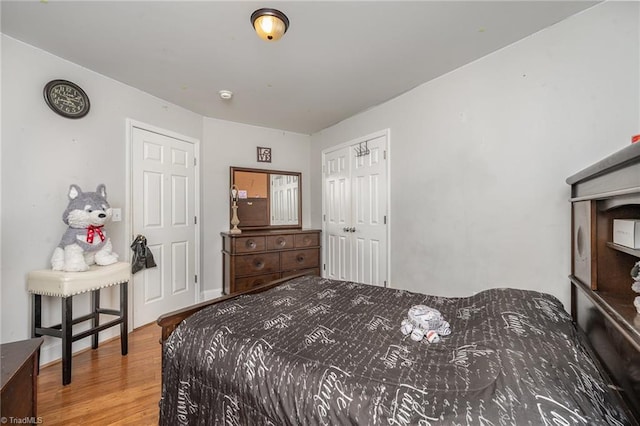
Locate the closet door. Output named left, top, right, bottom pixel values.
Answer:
left=324, top=146, right=351, bottom=281
left=323, top=133, right=388, bottom=286
left=351, top=135, right=387, bottom=286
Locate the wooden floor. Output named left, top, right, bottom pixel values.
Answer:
left=37, top=324, right=161, bottom=425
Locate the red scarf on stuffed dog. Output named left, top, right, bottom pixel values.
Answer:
left=86, top=225, right=105, bottom=243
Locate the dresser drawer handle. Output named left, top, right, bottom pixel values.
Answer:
left=246, top=239, right=257, bottom=249
left=296, top=254, right=305, bottom=263
left=253, top=259, right=264, bottom=269
left=276, top=237, right=287, bottom=247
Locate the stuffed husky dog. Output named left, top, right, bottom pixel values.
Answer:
left=400, top=305, right=451, bottom=343
left=51, top=184, right=119, bottom=272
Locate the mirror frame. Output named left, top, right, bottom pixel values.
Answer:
left=230, top=166, right=302, bottom=231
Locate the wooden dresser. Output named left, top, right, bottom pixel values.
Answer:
left=567, top=142, right=640, bottom=419
left=221, top=229, right=321, bottom=295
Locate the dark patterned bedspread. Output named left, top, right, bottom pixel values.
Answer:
left=160, top=276, right=631, bottom=425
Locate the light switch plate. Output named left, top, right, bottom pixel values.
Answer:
left=112, top=208, right=122, bottom=222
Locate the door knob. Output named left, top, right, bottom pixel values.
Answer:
left=350, top=227, right=356, bottom=232
left=343, top=227, right=349, bottom=232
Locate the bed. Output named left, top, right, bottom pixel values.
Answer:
left=157, top=274, right=637, bottom=425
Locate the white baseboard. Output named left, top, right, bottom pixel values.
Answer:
left=202, top=288, right=222, bottom=302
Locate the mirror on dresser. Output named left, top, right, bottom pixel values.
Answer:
left=230, top=166, right=301, bottom=230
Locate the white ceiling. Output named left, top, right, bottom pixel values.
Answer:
left=1, top=1, right=598, bottom=134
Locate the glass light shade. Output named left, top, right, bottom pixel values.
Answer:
left=251, top=9, right=289, bottom=41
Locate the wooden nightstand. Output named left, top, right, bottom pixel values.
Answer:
left=1, top=337, right=44, bottom=419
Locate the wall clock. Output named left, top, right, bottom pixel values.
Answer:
left=43, top=79, right=90, bottom=119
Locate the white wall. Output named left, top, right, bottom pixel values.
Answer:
left=0, top=36, right=311, bottom=365
left=310, top=2, right=640, bottom=309
left=1, top=36, right=203, bottom=364
left=201, top=118, right=311, bottom=298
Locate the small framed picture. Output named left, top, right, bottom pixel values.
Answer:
left=257, top=146, right=272, bottom=163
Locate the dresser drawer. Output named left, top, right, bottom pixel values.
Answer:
left=281, top=248, right=319, bottom=271
left=282, top=268, right=320, bottom=278
left=234, top=273, right=281, bottom=292
left=266, top=235, right=294, bottom=251
left=295, top=233, right=319, bottom=248
left=234, top=236, right=266, bottom=254
left=234, top=253, right=280, bottom=276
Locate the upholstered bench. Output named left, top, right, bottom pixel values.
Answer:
left=27, top=262, right=130, bottom=385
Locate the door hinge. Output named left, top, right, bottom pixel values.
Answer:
left=323, top=214, right=326, bottom=221
left=194, top=216, right=197, bottom=225
left=194, top=157, right=197, bottom=166
left=384, top=215, right=387, bottom=225
left=195, top=275, right=198, bottom=283
left=323, top=263, right=326, bottom=271
left=384, top=280, right=387, bottom=287
left=383, top=150, right=387, bottom=160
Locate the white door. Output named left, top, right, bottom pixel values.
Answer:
left=324, top=146, right=351, bottom=281
left=323, top=132, right=389, bottom=286
left=131, top=126, right=198, bottom=327
left=351, top=135, right=387, bottom=285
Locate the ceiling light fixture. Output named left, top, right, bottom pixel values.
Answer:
left=251, top=8, right=289, bottom=42
left=219, top=90, right=233, bottom=100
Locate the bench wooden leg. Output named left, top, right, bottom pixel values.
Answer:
left=32, top=294, right=42, bottom=375
left=31, top=281, right=128, bottom=385
left=91, top=289, right=100, bottom=349
left=62, top=296, right=73, bottom=386
left=120, top=282, right=128, bottom=356
left=32, top=294, right=41, bottom=338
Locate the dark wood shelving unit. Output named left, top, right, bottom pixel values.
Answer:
left=567, top=141, right=640, bottom=421
left=571, top=276, right=640, bottom=350
left=607, top=241, right=640, bottom=258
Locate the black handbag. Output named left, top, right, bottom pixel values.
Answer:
left=130, top=234, right=157, bottom=274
